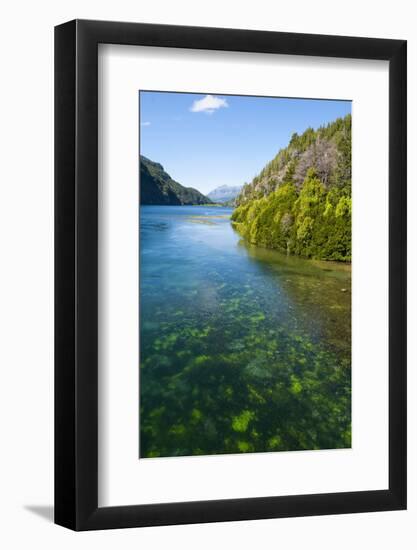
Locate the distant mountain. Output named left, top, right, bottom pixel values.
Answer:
left=207, top=184, right=242, bottom=205
left=140, top=156, right=211, bottom=205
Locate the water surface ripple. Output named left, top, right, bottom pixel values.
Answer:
left=140, top=205, right=351, bottom=458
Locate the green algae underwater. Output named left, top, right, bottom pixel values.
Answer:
left=140, top=205, right=351, bottom=458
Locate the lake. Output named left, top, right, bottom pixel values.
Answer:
left=140, top=205, right=351, bottom=458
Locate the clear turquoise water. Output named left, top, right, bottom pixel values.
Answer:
left=140, top=205, right=351, bottom=457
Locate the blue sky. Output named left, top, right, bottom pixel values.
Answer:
left=140, top=91, right=351, bottom=195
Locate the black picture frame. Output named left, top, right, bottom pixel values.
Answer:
left=55, top=19, right=407, bottom=531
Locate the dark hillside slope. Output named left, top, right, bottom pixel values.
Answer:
left=140, top=156, right=211, bottom=205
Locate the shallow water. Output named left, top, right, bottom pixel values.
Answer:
left=140, top=205, right=351, bottom=457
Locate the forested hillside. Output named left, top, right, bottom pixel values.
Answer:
left=140, top=156, right=211, bottom=205
left=231, top=115, right=351, bottom=261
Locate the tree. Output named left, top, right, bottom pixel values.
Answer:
left=231, top=115, right=351, bottom=261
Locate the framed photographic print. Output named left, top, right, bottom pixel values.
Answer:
left=55, top=20, right=406, bottom=530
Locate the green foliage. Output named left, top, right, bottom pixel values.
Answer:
left=236, top=114, right=351, bottom=205
left=232, top=167, right=351, bottom=261
left=232, top=410, right=255, bottom=432
left=232, top=116, right=351, bottom=262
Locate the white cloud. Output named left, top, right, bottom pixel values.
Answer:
left=190, top=95, right=228, bottom=114
left=141, top=121, right=151, bottom=126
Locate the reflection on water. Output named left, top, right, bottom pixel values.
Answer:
left=140, top=205, right=351, bottom=458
